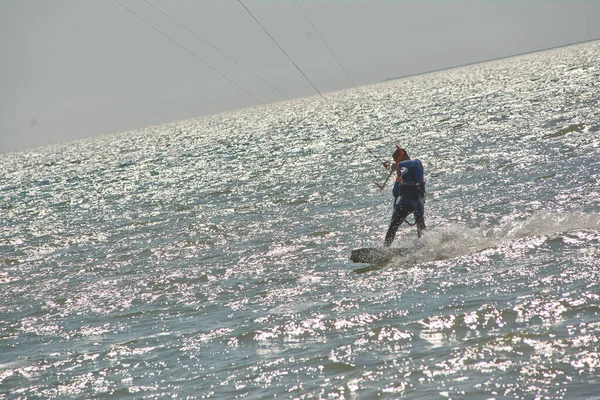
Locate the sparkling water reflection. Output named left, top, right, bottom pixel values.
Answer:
left=1, top=41, right=600, bottom=399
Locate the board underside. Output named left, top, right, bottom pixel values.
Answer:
left=350, top=247, right=409, bottom=264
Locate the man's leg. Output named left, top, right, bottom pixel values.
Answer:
left=414, top=197, right=426, bottom=238
left=384, top=204, right=411, bottom=247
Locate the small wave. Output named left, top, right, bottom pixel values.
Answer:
left=504, top=210, right=600, bottom=239
left=544, top=123, right=585, bottom=139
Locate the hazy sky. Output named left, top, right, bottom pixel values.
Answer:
left=2, top=0, right=599, bottom=153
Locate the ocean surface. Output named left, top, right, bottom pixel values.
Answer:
left=2, top=41, right=600, bottom=399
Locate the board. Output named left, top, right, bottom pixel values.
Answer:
left=350, top=247, right=410, bottom=264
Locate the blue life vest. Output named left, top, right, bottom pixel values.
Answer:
left=392, top=159, right=425, bottom=202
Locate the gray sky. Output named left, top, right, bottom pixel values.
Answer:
left=2, top=0, right=600, bottom=153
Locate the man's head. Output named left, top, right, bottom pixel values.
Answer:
left=392, top=145, right=410, bottom=163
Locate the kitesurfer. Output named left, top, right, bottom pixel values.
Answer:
left=383, top=146, right=426, bottom=246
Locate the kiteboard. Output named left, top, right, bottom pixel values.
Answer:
left=350, top=247, right=410, bottom=264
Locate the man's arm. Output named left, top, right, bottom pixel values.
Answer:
left=398, top=159, right=421, bottom=169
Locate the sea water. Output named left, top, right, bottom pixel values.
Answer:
left=1, top=41, right=600, bottom=399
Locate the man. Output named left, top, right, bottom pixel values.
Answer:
left=383, top=145, right=426, bottom=246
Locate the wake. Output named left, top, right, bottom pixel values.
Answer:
left=391, top=210, right=600, bottom=266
